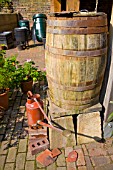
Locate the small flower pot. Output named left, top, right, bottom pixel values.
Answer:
left=0, top=89, right=9, bottom=110
left=21, top=79, right=33, bottom=93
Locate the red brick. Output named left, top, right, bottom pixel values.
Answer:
left=36, top=149, right=56, bottom=167
left=25, top=126, right=47, bottom=137
left=66, top=150, right=78, bottom=162
left=29, top=137, right=49, bottom=155
left=51, top=148, right=61, bottom=158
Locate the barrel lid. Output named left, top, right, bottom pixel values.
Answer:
left=33, top=13, right=47, bottom=20
left=49, top=11, right=106, bottom=17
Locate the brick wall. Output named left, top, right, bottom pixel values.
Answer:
left=12, top=0, right=51, bottom=26
left=11, top=0, right=112, bottom=27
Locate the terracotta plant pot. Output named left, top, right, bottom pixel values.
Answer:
left=0, top=89, right=9, bottom=110
left=21, top=79, right=33, bottom=93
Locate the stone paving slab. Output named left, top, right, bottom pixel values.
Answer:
left=0, top=41, right=113, bottom=170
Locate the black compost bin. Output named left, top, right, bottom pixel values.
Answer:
left=33, top=13, right=47, bottom=42
left=14, top=28, right=28, bottom=49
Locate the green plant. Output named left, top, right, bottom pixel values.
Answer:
left=37, top=68, right=46, bottom=82
left=16, top=59, right=40, bottom=83
left=0, top=55, right=19, bottom=93
left=0, top=0, right=12, bottom=7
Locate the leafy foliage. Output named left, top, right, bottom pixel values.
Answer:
left=0, top=51, right=47, bottom=92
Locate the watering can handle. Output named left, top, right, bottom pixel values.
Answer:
left=33, top=98, right=53, bottom=127
left=37, top=120, right=62, bottom=132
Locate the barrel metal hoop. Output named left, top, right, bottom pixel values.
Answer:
left=49, top=90, right=99, bottom=106
left=47, top=18, right=107, bottom=27
left=47, top=75, right=103, bottom=92
left=47, top=26, right=108, bottom=34
left=46, top=46, right=107, bottom=57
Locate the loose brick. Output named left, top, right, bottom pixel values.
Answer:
left=66, top=150, right=78, bottom=162
left=18, top=139, right=27, bottom=152
left=29, top=137, right=49, bottom=155
left=90, top=156, right=111, bottom=167
left=15, top=153, right=26, bottom=170
left=36, top=149, right=56, bottom=167
left=51, top=148, right=61, bottom=158
left=76, top=148, right=85, bottom=166
left=25, top=161, right=35, bottom=170
left=56, top=149, right=66, bottom=167
left=6, top=147, right=17, bottom=162
left=4, top=163, right=15, bottom=170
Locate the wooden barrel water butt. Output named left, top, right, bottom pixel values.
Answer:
left=45, top=12, right=108, bottom=112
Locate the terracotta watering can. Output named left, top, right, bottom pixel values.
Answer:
left=26, top=91, right=72, bottom=137
left=26, top=91, right=44, bottom=127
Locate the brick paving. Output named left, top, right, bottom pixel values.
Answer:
left=0, top=41, right=113, bottom=170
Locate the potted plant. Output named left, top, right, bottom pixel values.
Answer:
left=15, top=59, right=40, bottom=93
left=0, top=54, right=19, bottom=110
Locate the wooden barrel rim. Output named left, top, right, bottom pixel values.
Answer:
left=47, top=26, right=108, bottom=34
left=49, top=12, right=106, bottom=18
left=46, top=46, right=107, bottom=57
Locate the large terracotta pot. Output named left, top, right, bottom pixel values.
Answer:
left=0, top=90, right=9, bottom=110
left=21, top=79, right=33, bottom=93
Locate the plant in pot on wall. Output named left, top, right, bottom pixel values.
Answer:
left=0, top=0, right=13, bottom=13
left=0, top=54, right=18, bottom=110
